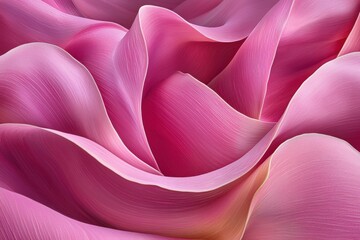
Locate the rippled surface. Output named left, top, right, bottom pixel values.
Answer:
left=0, top=0, right=360, bottom=239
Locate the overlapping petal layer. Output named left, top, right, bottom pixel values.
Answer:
left=41, top=0, right=279, bottom=40
left=0, top=123, right=269, bottom=239
left=243, top=134, right=360, bottom=239
left=211, top=0, right=360, bottom=120
left=143, top=72, right=274, bottom=176
left=209, top=0, right=293, bottom=118
left=0, top=188, right=177, bottom=240
left=0, top=43, right=159, bottom=174
left=1, top=0, right=360, bottom=239
left=261, top=0, right=360, bottom=121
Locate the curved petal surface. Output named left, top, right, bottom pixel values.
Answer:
left=0, top=43, right=159, bottom=174
left=143, top=72, right=274, bottom=176
left=44, top=0, right=279, bottom=41
left=0, top=123, right=268, bottom=239
left=339, top=13, right=360, bottom=56
left=243, top=134, right=360, bottom=239
left=0, top=188, right=176, bottom=240
left=261, top=0, right=360, bottom=121
left=209, top=0, right=293, bottom=118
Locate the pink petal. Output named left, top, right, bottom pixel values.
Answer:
left=0, top=43, right=159, bottom=174
left=0, top=123, right=268, bottom=238
left=0, top=0, right=126, bottom=54
left=0, top=1, right=275, bottom=171
left=261, top=0, right=360, bottom=121
left=67, top=18, right=159, bottom=169
left=274, top=52, right=360, bottom=151
left=136, top=6, right=243, bottom=88
left=0, top=188, right=176, bottom=240
left=143, top=72, right=274, bottom=176
left=182, top=0, right=280, bottom=41
left=41, top=0, right=81, bottom=15
left=70, top=0, right=184, bottom=29
left=209, top=0, right=294, bottom=118
left=67, top=5, right=240, bottom=168
left=339, top=13, right=360, bottom=56
left=243, top=134, right=360, bottom=239
left=46, top=0, right=278, bottom=40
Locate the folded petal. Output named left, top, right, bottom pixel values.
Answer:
left=0, top=43, right=159, bottom=174
left=0, top=0, right=126, bottom=54
left=243, top=134, right=360, bottom=239
left=0, top=123, right=268, bottom=239
left=135, top=5, right=243, bottom=88
left=273, top=52, right=360, bottom=151
left=71, top=0, right=184, bottom=29
left=67, top=18, right=159, bottom=169
left=68, top=5, right=241, bottom=168
left=339, top=13, right=360, bottom=56
left=261, top=0, right=360, bottom=121
left=41, top=0, right=81, bottom=15
left=143, top=72, right=274, bottom=176
left=48, top=0, right=278, bottom=40
left=182, top=0, right=279, bottom=41
left=0, top=188, right=176, bottom=240
left=0, top=1, right=273, bottom=170
left=209, top=0, right=293, bottom=118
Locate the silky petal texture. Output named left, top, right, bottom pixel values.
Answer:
left=210, top=0, right=360, bottom=120
left=339, top=13, right=360, bottom=56
left=1, top=23, right=359, bottom=177
left=0, top=43, right=159, bottom=174
left=0, top=53, right=359, bottom=238
left=66, top=22, right=159, bottom=169
left=65, top=5, right=238, bottom=169
left=0, top=123, right=269, bottom=239
left=143, top=72, right=274, bottom=176
left=250, top=52, right=360, bottom=179
left=0, top=0, right=247, bottom=169
left=43, top=0, right=279, bottom=41
left=0, top=188, right=177, bottom=240
left=0, top=39, right=359, bottom=181
left=136, top=6, right=242, bottom=87
left=242, top=51, right=360, bottom=163
left=1, top=1, right=360, bottom=239
left=261, top=0, right=360, bottom=121
left=242, top=134, right=360, bottom=239
left=209, top=0, right=294, bottom=118
left=272, top=52, right=360, bottom=152
left=140, top=51, right=360, bottom=183
left=41, top=0, right=81, bottom=15
left=67, top=6, right=241, bottom=169
left=0, top=0, right=127, bottom=55
left=69, top=0, right=183, bottom=29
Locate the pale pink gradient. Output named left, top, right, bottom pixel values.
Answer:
left=0, top=0, right=360, bottom=239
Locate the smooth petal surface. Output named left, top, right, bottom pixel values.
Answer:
left=261, top=0, right=360, bottom=121
left=209, top=0, right=294, bottom=118
left=1, top=1, right=360, bottom=239
left=0, top=0, right=127, bottom=54
left=0, top=123, right=268, bottom=239
left=0, top=43, right=159, bottom=174
left=243, top=134, right=360, bottom=239
left=69, top=5, right=241, bottom=169
left=71, top=0, right=183, bottom=29
left=44, top=0, right=279, bottom=41
left=143, top=72, right=274, bottom=176
left=339, top=13, right=360, bottom=56
left=41, top=0, right=81, bottom=15
left=0, top=188, right=176, bottom=240
left=273, top=52, right=360, bottom=151
left=67, top=19, right=159, bottom=169
left=137, top=6, right=242, bottom=87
